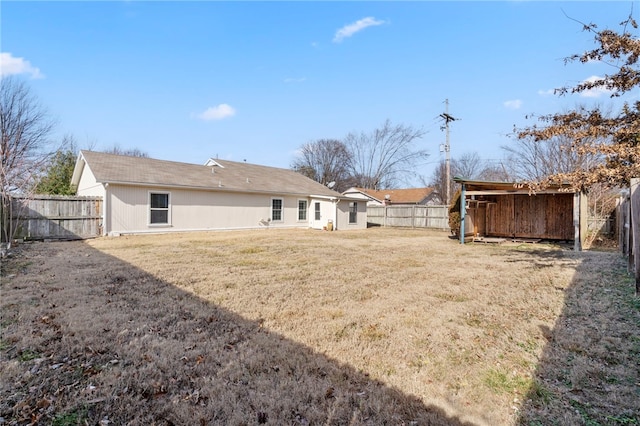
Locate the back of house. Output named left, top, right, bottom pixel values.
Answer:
left=72, top=151, right=367, bottom=236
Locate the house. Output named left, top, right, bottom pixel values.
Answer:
left=342, top=187, right=441, bottom=206
left=454, top=177, right=587, bottom=251
left=71, top=151, right=367, bottom=236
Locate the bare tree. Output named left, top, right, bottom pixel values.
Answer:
left=451, top=152, right=485, bottom=180
left=584, top=182, right=619, bottom=248
left=345, top=119, right=428, bottom=190
left=103, top=145, right=149, bottom=157
left=477, top=162, right=512, bottom=181
left=291, top=139, right=352, bottom=192
left=429, top=152, right=510, bottom=204
left=428, top=160, right=455, bottom=205
left=504, top=131, right=601, bottom=181
left=1, top=77, right=55, bottom=252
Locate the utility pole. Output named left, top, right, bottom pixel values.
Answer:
left=439, top=99, right=457, bottom=206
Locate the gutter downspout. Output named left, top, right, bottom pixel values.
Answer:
left=459, top=183, right=466, bottom=245
left=103, top=182, right=109, bottom=236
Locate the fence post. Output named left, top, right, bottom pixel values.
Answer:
left=412, top=205, right=415, bottom=228
left=631, top=178, right=640, bottom=295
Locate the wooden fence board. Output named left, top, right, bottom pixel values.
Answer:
left=10, top=195, right=103, bottom=240
left=366, top=205, right=449, bottom=230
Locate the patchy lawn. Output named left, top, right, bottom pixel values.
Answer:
left=1, top=228, right=638, bottom=425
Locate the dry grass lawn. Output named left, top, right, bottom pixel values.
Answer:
left=1, top=228, right=638, bottom=425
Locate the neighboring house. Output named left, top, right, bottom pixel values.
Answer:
left=342, top=187, right=441, bottom=206
left=71, top=151, right=367, bottom=236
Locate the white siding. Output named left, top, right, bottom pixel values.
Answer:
left=308, top=198, right=338, bottom=230
left=75, top=164, right=107, bottom=235
left=336, top=199, right=367, bottom=230
left=106, top=185, right=319, bottom=235
left=76, top=164, right=105, bottom=198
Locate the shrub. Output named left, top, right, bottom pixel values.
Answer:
left=448, top=189, right=462, bottom=235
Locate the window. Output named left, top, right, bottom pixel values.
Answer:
left=298, top=200, right=307, bottom=221
left=349, top=201, right=358, bottom=224
left=271, top=198, right=283, bottom=221
left=315, top=202, right=321, bottom=220
left=150, top=192, right=170, bottom=225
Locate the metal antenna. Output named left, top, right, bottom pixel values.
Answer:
left=439, top=99, right=458, bottom=206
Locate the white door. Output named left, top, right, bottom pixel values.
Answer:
left=310, top=200, right=323, bottom=229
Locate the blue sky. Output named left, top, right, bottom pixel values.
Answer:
left=2, top=1, right=637, bottom=183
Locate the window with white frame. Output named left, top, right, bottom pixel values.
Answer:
left=314, top=202, right=321, bottom=220
left=150, top=192, right=170, bottom=225
left=271, top=198, right=283, bottom=222
left=298, top=200, right=307, bottom=221
left=349, top=201, right=358, bottom=224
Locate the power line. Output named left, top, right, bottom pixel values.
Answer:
left=439, top=99, right=458, bottom=206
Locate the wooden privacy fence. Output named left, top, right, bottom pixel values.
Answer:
left=10, top=195, right=103, bottom=240
left=618, top=178, right=640, bottom=294
left=367, top=205, right=450, bottom=229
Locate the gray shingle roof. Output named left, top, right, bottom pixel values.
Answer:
left=77, top=150, right=342, bottom=197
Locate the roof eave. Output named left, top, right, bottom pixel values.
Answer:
left=99, top=180, right=340, bottom=198
left=70, top=152, right=86, bottom=187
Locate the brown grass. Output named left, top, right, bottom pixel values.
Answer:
left=1, top=228, right=638, bottom=425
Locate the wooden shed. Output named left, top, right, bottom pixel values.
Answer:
left=454, top=178, right=587, bottom=251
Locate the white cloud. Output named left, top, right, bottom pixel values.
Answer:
left=504, top=99, right=522, bottom=110
left=333, top=17, right=385, bottom=43
left=0, top=52, right=44, bottom=79
left=580, top=75, right=614, bottom=98
left=195, top=104, right=236, bottom=121
left=537, top=89, right=555, bottom=96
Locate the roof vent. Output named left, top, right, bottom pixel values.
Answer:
left=205, top=158, right=225, bottom=168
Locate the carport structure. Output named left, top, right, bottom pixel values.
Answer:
left=454, top=178, right=587, bottom=251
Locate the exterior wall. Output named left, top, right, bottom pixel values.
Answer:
left=76, top=165, right=106, bottom=198
left=75, top=164, right=107, bottom=235
left=309, top=197, right=337, bottom=230
left=104, top=184, right=340, bottom=235
left=336, top=199, right=367, bottom=230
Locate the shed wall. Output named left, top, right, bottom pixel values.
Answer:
left=484, top=193, right=573, bottom=240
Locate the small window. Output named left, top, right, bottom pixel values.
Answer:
left=315, top=202, right=321, bottom=220
left=349, top=201, right=358, bottom=224
left=272, top=198, right=283, bottom=221
left=150, top=192, right=170, bottom=225
left=298, top=200, right=307, bottom=221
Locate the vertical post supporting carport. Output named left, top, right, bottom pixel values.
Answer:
left=573, top=191, right=587, bottom=252
left=459, top=183, right=466, bottom=245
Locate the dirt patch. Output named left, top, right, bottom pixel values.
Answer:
left=1, top=228, right=638, bottom=425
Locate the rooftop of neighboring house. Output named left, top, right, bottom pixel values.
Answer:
left=343, top=187, right=439, bottom=204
